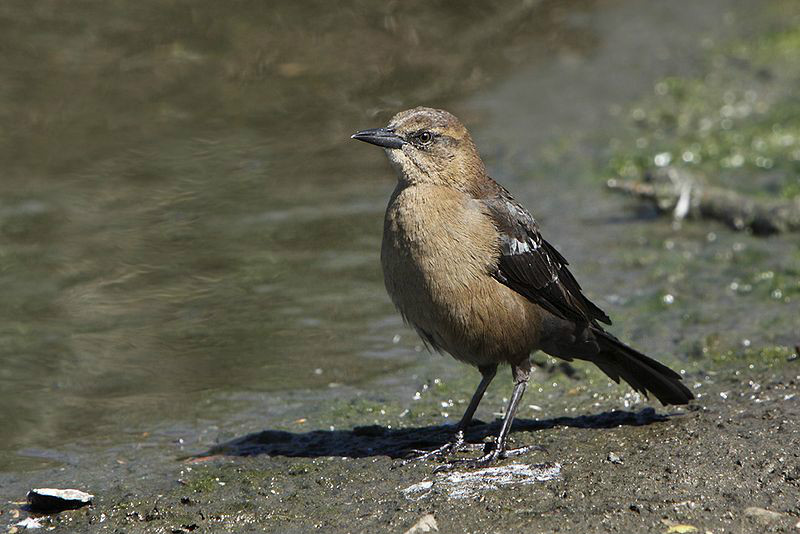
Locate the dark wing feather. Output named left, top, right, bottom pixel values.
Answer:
left=481, top=182, right=611, bottom=326
left=478, top=180, right=693, bottom=406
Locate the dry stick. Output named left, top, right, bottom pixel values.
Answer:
left=606, top=175, right=800, bottom=235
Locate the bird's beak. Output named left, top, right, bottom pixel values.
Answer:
left=350, top=128, right=406, bottom=149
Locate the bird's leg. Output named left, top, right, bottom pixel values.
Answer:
left=401, top=364, right=497, bottom=464
left=435, top=359, right=542, bottom=471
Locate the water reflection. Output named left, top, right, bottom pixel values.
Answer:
left=0, top=1, right=597, bottom=470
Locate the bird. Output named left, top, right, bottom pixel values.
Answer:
left=351, top=107, right=693, bottom=470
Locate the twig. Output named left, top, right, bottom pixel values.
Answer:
left=607, top=169, right=800, bottom=235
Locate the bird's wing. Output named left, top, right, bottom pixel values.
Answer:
left=481, top=183, right=612, bottom=326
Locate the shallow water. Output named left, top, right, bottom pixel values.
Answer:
left=1, top=0, right=797, bottom=482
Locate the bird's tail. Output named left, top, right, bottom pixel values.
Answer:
left=589, top=329, right=694, bottom=406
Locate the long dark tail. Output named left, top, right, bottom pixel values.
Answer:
left=589, top=329, right=694, bottom=406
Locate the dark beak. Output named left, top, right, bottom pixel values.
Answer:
left=351, top=128, right=406, bottom=149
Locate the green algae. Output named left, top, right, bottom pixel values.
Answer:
left=607, top=26, right=800, bottom=201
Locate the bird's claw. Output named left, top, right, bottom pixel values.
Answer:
left=398, top=431, right=485, bottom=466
left=432, top=443, right=545, bottom=472
left=433, top=449, right=502, bottom=472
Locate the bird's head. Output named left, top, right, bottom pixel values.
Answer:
left=351, top=107, right=485, bottom=191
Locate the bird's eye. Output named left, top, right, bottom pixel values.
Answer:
left=417, top=131, right=433, bottom=145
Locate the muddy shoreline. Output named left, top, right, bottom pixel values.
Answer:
left=3, top=355, right=797, bottom=533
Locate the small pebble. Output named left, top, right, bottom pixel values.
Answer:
left=607, top=452, right=623, bottom=464
left=744, top=506, right=783, bottom=523
left=403, top=513, right=438, bottom=534
left=15, top=517, right=44, bottom=529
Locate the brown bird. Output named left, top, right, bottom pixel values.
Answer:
left=352, top=107, right=693, bottom=469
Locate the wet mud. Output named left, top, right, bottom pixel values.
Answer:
left=5, top=357, right=796, bottom=533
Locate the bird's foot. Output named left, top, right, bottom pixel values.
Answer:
left=398, top=430, right=484, bottom=466
left=432, top=443, right=545, bottom=473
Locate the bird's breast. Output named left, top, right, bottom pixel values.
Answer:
left=380, top=184, right=541, bottom=364
left=382, top=185, right=496, bottom=281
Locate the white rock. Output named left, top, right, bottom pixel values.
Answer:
left=402, top=462, right=561, bottom=500
left=27, top=488, right=93, bottom=511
